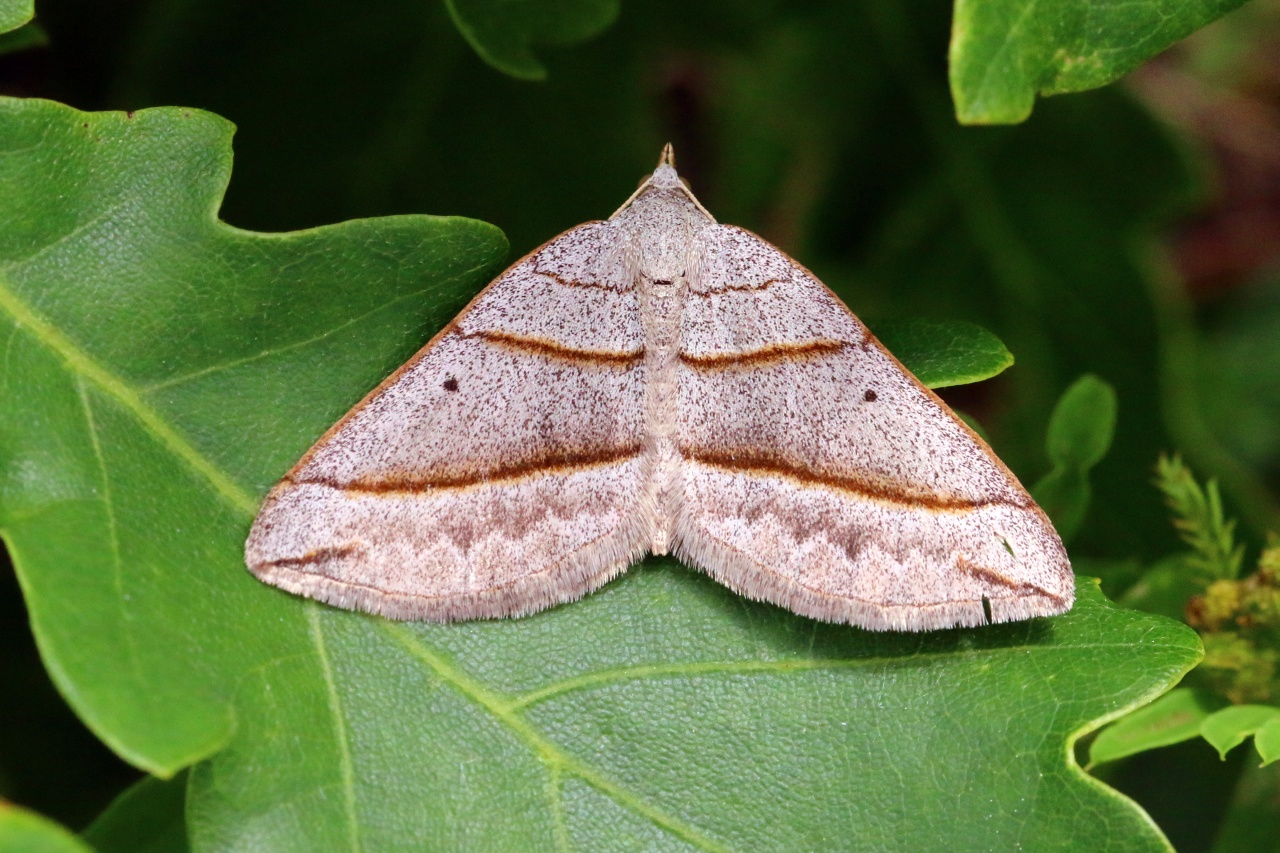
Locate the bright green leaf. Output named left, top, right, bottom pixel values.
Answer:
left=1257, top=718, right=1280, bottom=767
left=0, top=803, right=90, bottom=853
left=444, top=0, right=620, bottom=80
left=1089, top=687, right=1223, bottom=767
left=1200, top=705, right=1280, bottom=760
left=1032, top=375, right=1117, bottom=541
left=949, top=0, right=1249, bottom=124
left=870, top=317, right=1013, bottom=389
left=82, top=773, right=189, bottom=853
left=0, top=0, right=32, bottom=35
left=2, top=97, right=1204, bottom=849
left=0, top=96, right=508, bottom=773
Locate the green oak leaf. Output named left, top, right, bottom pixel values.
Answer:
left=0, top=97, right=508, bottom=772
left=3, top=98, right=1203, bottom=849
left=0, top=803, right=90, bottom=853
left=82, top=773, right=189, bottom=853
left=0, top=0, right=32, bottom=35
left=949, top=0, right=1249, bottom=124
left=871, top=317, right=1013, bottom=389
left=444, top=0, right=620, bottom=80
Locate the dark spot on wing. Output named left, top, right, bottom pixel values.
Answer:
left=443, top=377, right=459, bottom=392
left=864, top=389, right=877, bottom=402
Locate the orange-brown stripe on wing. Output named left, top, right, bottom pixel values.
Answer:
left=462, top=329, right=644, bottom=367
left=291, top=444, right=644, bottom=495
left=679, top=339, right=847, bottom=370
left=681, top=447, right=1026, bottom=512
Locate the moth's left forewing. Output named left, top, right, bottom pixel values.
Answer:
left=245, top=221, right=651, bottom=621
left=673, top=225, right=1074, bottom=631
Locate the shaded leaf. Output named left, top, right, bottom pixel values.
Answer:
left=0, top=803, right=89, bottom=853
left=444, top=0, right=619, bottom=80
left=1201, top=705, right=1280, bottom=760
left=955, top=410, right=990, bottom=442
left=949, top=0, right=1250, bottom=124
left=870, top=317, right=1013, bottom=389
left=1071, top=556, right=1144, bottom=600
left=0, top=0, right=31, bottom=35
left=82, top=773, right=189, bottom=853
left=0, top=19, right=43, bottom=55
left=1, top=97, right=1205, bottom=849
left=1045, top=375, right=1118, bottom=470
left=1032, top=375, right=1117, bottom=541
left=1212, top=762, right=1280, bottom=853
left=1121, top=555, right=1202, bottom=622
left=1090, top=687, right=1223, bottom=767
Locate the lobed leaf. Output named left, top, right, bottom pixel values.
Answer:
left=949, top=0, right=1250, bottom=124
left=0, top=97, right=508, bottom=773
left=82, top=774, right=189, bottom=853
left=871, top=317, right=1013, bottom=389
left=2, top=97, right=1205, bottom=850
left=444, top=0, right=620, bottom=80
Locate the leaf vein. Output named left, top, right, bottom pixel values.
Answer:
left=0, top=274, right=258, bottom=516
left=309, top=606, right=363, bottom=853
left=381, top=623, right=731, bottom=852
left=506, top=641, right=1200, bottom=710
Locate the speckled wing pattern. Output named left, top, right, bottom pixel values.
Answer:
left=672, top=226, right=1072, bottom=630
left=245, top=146, right=1074, bottom=630
left=245, top=220, right=652, bottom=620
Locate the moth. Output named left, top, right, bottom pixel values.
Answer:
left=245, top=146, right=1073, bottom=631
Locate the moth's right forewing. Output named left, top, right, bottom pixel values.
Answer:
left=672, top=225, right=1074, bottom=631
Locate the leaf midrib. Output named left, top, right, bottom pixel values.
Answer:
left=382, top=622, right=734, bottom=853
